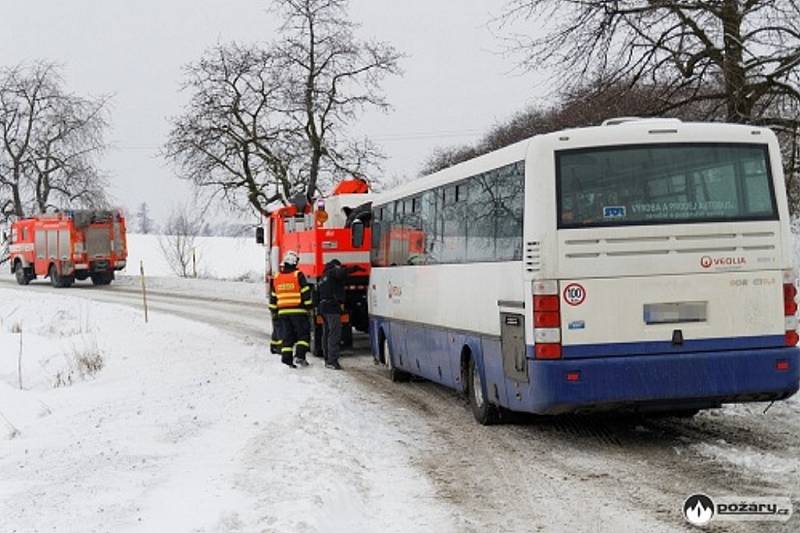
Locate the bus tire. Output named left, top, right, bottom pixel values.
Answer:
left=14, top=261, right=30, bottom=286
left=383, top=337, right=410, bottom=383
left=468, top=358, right=500, bottom=425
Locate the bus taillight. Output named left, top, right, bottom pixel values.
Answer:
left=533, top=280, right=562, bottom=359
left=783, top=270, right=798, bottom=346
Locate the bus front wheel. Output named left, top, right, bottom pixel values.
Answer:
left=468, top=358, right=500, bottom=425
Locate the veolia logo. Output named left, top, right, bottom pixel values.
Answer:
left=700, top=256, right=746, bottom=269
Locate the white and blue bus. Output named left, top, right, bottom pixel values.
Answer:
left=368, top=118, right=800, bottom=424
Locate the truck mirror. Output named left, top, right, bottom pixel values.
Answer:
left=255, top=227, right=265, bottom=245
left=1, top=231, right=7, bottom=242
left=351, top=220, right=365, bottom=248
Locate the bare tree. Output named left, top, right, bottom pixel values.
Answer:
left=135, top=202, right=155, bottom=234
left=498, top=1, right=800, bottom=210
left=158, top=205, right=201, bottom=278
left=164, top=44, right=299, bottom=218
left=499, top=1, right=800, bottom=125
left=164, top=0, right=401, bottom=216
left=273, top=0, right=402, bottom=199
left=0, top=62, right=109, bottom=222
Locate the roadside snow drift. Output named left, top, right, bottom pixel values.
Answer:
left=0, top=289, right=456, bottom=532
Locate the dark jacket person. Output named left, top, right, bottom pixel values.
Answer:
left=318, top=259, right=363, bottom=369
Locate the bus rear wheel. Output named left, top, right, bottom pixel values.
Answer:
left=383, top=337, right=410, bottom=383
left=468, top=358, right=500, bottom=425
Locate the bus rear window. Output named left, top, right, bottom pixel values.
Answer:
left=557, top=144, right=778, bottom=228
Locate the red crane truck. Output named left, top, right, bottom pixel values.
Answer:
left=257, top=179, right=373, bottom=353
left=8, top=209, right=128, bottom=287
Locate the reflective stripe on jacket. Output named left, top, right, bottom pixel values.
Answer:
left=274, top=271, right=303, bottom=309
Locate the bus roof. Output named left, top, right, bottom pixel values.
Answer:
left=373, top=120, right=777, bottom=206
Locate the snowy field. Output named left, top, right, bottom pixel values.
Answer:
left=0, top=290, right=456, bottom=532
left=122, top=234, right=265, bottom=282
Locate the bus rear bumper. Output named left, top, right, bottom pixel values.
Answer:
left=525, top=347, right=800, bottom=415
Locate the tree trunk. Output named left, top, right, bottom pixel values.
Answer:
left=11, top=179, right=24, bottom=217
left=721, top=0, right=749, bottom=123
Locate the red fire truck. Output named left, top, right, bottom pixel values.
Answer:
left=8, top=210, right=128, bottom=287
left=257, top=179, right=373, bottom=352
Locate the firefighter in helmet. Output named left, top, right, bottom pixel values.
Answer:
left=269, top=250, right=313, bottom=368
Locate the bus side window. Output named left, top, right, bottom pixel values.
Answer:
left=421, top=189, right=439, bottom=263
left=441, top=183, right=467, bottom=264
left=370, top=220, right=383, bottom=266
left=495, top=162, right=525, bottom=261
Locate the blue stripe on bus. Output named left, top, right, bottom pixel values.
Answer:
left=535, top=335, right=787, bottom=359
left=370, top=316, right=800, bottom=415
left=526, top=347, right=800, bottom=414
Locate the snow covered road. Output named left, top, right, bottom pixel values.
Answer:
left=1, top=275, right=799, bottom=532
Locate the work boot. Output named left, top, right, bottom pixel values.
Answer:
left=283, top=360, right=297, bottom=369
left=294, top=357, right=309, bottom=367
left=325, top=361, right=342, bottom=370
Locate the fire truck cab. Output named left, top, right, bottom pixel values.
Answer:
left=257, top=178, right=373, bottom=353
left=9, top=210, right=128, bottom=288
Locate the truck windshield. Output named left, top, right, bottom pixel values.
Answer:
left=557, top=143, right=778, bottom=228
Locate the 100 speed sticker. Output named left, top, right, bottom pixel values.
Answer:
left=563, top=283, right=586, bottom=306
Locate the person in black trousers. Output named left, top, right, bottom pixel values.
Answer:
left=270, top=251, right=314, bottom=368
left=318, top=259, right=364, bottom=370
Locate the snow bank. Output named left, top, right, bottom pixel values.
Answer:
left=122, top=233, right=265, bottom=281
left=0, top=289, right=457, bottom=532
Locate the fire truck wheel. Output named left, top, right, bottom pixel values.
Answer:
left=91, top=272, right=112, bottom=286
left=49, top=265, right=60, bottom=287
left=48, top=265, right=74, bottom=288
left=14, top=263, right=30, bottom=286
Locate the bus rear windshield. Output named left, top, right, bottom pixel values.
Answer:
left=557, top=143, right=778, bottom=228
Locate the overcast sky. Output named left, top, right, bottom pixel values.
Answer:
left=0, top=0, right=547, bottom=223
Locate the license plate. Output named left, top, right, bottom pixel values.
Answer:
left=643, top=302, right=707, bottom=325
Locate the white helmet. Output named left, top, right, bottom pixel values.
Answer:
left=283, top=250, right=300, bottom=267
